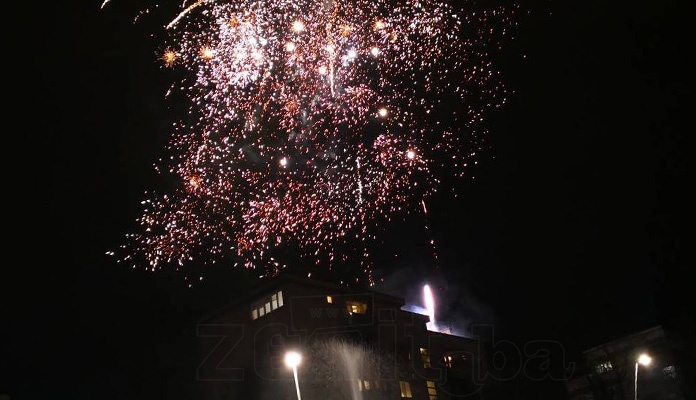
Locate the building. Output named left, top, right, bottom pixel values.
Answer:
left=194, top=273, right=489, bottom=400
left=565, top=325, right=686, bottom=400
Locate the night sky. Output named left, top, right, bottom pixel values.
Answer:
left=3, top=0, right=691, bottom=399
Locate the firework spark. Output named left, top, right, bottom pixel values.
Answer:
left=108, top=0, right=517, bottom=284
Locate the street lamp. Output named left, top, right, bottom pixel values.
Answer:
left=285, top=350, right=302, bottom=400
left=634, top=353, right=651, bottom=400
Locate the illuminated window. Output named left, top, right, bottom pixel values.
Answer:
left=357, top=380, right=363, bottom=392
left=594, top=361, right=613, bottom=374
left=346, top=300, right=367, bottom=314
left=444, top=355, right=453, bottom=368
left=420, top=347, right=431, bottom=369
left=363, top=380, right=370, bottom=390
left=327, top=295, right=333, bottom=304
left=250, top=290, right=284, bottom=320
left=427, top=380, right=438, bottom=400
left=399, top=381, right=412, bottom=398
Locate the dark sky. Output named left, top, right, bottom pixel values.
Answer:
left=3, top=0, right=691, bottom=398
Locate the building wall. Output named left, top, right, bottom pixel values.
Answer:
left=565, top=326, right=685, bottom=400
left=195, top=275, right=483, bottom=400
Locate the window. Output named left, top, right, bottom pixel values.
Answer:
left=346, top=300, right=367, bottom=314
left=427, top=380, right=438, bottom=400
left=327, top=295, right=333, bottom=303
left=250, top=290, right=284, bottom=320
left=444, top=355, right=453, bottom=368
left=662, top=365, right=677, bottom=379
left=399, top=381, right=413, bottom=398
left=420, top=347, right=431, bottom=369
left=355, top=379, right=371, bottom=392
left=594, top=361, right=613, bottom=374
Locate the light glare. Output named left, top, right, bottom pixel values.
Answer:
left=638, top=354, right=652, bottom=366
left=285, top=351, right=302, bottom=368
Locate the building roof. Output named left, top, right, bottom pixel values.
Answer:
left=582, top=325, right=664, bottom=356
left=198, top=272, right=406, bottom=323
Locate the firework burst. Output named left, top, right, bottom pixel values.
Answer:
left=107, top=0, right=518, bottom=285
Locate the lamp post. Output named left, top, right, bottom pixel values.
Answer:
left=634, top=353, right=651, bottom=400
left=285, top=350, right=302, bottom=400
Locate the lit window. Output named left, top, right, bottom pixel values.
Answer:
left=364, top=380, right=370, bottom=390
left=357, top=380, right=363, bottom=392
left=420, top=347, right=431, bottom=369
left=327, top=295, right=333, bottom=304
left=444, top=355, right=453, bottom=368
left=427, top=380, right=438, bottom=400
left=346, top=300, right=367, bottom=314
left=594, top=361, right=613, bottom=374
left=250, top=290, right=285, bottom=320
left=399, top=381, right=413, bottom=398
left=662, top=365, right=677, bottom=379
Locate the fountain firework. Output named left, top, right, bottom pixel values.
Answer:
left=423, top=284, right=436, bottom=331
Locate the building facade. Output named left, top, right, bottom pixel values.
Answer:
left=565, top=325, right=685, bottom=400
left=195, top=274, right=488, bottom=400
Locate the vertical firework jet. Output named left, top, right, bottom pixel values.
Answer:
left=423, top=284, right=436, bottom=330
left=106, top=0, right=518, bottom=284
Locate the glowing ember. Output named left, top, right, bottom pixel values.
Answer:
left=292, top=20, right=305, bottom=33
left=161, top=49, right=178, bottom=67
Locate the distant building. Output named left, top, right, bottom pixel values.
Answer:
left=195, top=274, right=489, bottom=400
left=565, top=325, right=685, bottom=400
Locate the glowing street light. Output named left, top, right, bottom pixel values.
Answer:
left=634, top=353, right=651, bottom=400
left=285, top=350, right=302, bottom=400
